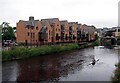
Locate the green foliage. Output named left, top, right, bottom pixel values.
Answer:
left=1, top=22, right=15, bottom=41
left=91, top=40, right=99, bottom=46
left=2, top=43, right=79, bottom=61
left=101, top=38, right=111, bottom=46
left=112, top=63, right=120, bottom=82
left=117, top=40, right=120, bottom=45
left=95, top=34, right=99, bottom=41
left=2, top=42, right=99, bottom=61
left=86, top=33, right=89, bottom=41
left=105, top=31, right=113, bottom=37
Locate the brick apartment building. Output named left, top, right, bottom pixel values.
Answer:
left=68, top=22, right=77, bottom=42
left=81, top=24, right=95, bottom=41
left=40, top=21, right=52, bottom=44
left=77, top=24, right=82, bottom=42
left=16, top=16, right=42, bottom=45
left=41, top=18, right=61, bottom=44
left=16, top=16, right=96, bottom=45
left=60, top=20, right=69, bottom=43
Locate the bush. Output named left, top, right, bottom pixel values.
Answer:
left=117, top=40, right=120, bottom=45
left=112, top=63, right=120, bottom=82
left=2, top=43, right=80, bottom=61
left=91, top=40, right=99, bottom=46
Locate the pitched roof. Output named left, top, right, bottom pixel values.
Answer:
left=41, top=21, right=47, bottom=27
left=60, top=20, right=68, bottom=25
left=22, top=20, right=39, bottom=27
left=40, top=21, right=49, bottom=33
left=68, top=22, right=78, bottom=26
left=77, top=24, right=81, bottom=31
left=41, top=18, right=59, bottom=24
left=82, top=26, right=95, bottom=33
left=40, top=26, right=47, bottom=33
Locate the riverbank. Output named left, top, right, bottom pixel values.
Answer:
left=112, top=63, right=120, bottom=82
left=2, top=41, right=99, bottom=61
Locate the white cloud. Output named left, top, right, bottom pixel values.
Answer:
left=0, top=0, right=119, bottom=28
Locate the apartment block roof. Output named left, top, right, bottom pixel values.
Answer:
left=41, top=18, right=59, bottom=24
left=60, top=20, right=68, bottom=25
left=82, top=25, right=95, bottom=33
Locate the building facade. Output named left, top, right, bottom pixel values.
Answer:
left=41, top=18, right=61, bottom=44
left=16, top=16, right=42, bottom=45
left=60, top=20, right=69, bottom=43
left=16, top=16, right=97, bottom=45
left=81, top=24, right=96, bottom=42
left=68, top=22, right=77, bottom=42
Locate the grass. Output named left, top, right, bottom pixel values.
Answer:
left=2, top=43, right=79, bottom=61
left=112, top=63, right=120, bottom=83
left=2, top=41, right=99, bottom=61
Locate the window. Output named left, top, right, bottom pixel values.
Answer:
left=26, top=25, right=30, bottom=29
left=31, top=32, right=32, bottom=38
left=49, top=30, right=50, bottom=35
left=118, top=29, right=120, bottom=32
left=56, top=28, right=57, bottom=31
left=33, top=33, right=35, bottom=38
left=28, top=32, right=30, bottom=36
left=36, top=27, right=38, bottom=30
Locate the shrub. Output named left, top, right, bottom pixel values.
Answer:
left=2, top=43, right=80, bottom=61
left=112, top=63, right=120, bottom=82
left=117, top=40, right=120, bottom=45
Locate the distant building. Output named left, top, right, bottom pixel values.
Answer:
left=96, top=28, right=103, bottom=37
left=115, top=27, right=120, bottom=40
left=81, top=24, right=96, bottom=41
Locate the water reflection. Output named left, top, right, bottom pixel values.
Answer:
left=2, top=46, right=120, bottom=81
left=2, top=61, right=18, bottom=81
left=17, top=56, right=61, bottom=81
left=16, top=51, right=85, bottom=81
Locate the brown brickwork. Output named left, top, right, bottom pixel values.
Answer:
left=60, top=20, right=69, bottom=42
left=40, top=21, right=52, bottom=44
left=16, top=16, right=96, bottom=45
left=69, top=22, right=77, bottom=42
left=41, top=18, right=61, bottom=44
left=16, top=17, right=42, bottom=45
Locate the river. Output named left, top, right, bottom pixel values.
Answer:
left=2, top=46, right=120, bottom=81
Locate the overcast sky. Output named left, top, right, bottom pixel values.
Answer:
left=0, top=0, right=119, bottom=28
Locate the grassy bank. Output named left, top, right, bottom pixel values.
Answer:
left=2, top=43, right=79, bottom=61
left=2, top=41, right=99, bottom=61
left=112, top=63, right=120, bottom=82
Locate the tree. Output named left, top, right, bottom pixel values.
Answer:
left=95, top=34, right=99, bottom=41
left=1, top=22, right=15, bottom=41
left=86, top=33, right=89, bottom=42
left=105, top=31, right=113, bottom=37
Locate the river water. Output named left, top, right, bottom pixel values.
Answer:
left=2, top=46, right=120, bottom=81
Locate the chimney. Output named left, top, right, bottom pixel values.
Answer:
left=29, top=16, right=34, bottom=20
